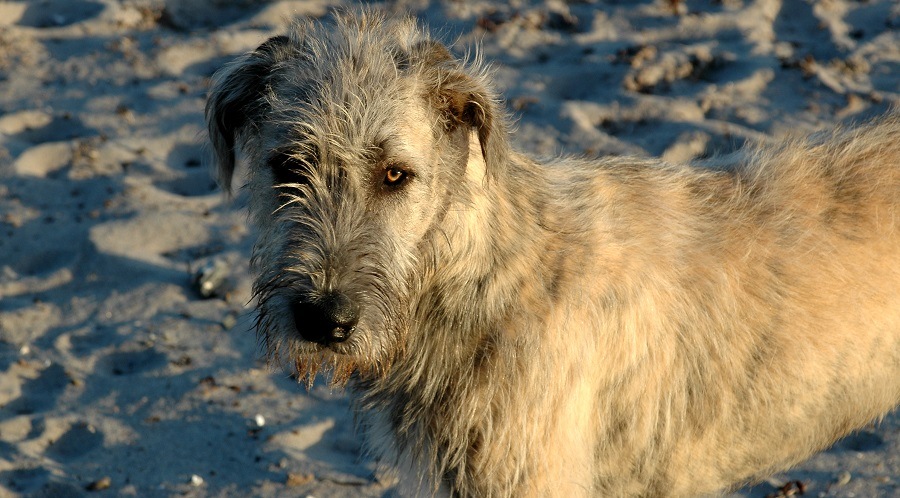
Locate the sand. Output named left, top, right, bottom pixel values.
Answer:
left=0, top=0, right=898, bottom=496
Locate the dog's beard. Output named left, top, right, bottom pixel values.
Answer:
left=255, top=296, right=407, bottom=389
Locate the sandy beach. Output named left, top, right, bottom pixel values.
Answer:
left=1, top=0, right=898, bottom=496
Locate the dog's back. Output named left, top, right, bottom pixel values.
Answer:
left=714, top=114, right=900, bottom=492
left=561, top=114, right=900, bottom=495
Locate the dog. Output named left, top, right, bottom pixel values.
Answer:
left=206, top=11, right=900, bottom=497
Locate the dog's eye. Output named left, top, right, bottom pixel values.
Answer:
left=383, top=167, right=409, bottom=187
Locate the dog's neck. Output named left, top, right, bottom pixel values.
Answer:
left=415, top=135, right=557, bottom=349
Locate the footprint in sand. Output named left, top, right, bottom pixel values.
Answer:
left=156, top=171, right=219, bottom=197
left=0, top=466, right=51, bottom=495
left=14, top=0, right=104, bottom=28
left=155, top=142, right=218, bottom=197
left=46, top=421, right=103, bottom=460
left=3, top=363, right=70, bottom=415
left=835, top=430, right=886, bottom=453
left=158, top=0, right=267, bottom=31
left=0, top=465, right=84, bottom=498
left=0, top=111, right=94, bottom=145
left=101, top=348, right=168, bottom=376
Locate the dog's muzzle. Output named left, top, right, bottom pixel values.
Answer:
left=291, top=292, right=360, bottom=345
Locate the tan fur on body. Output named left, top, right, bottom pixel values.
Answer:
left=206, top=11, right=900, bottom=497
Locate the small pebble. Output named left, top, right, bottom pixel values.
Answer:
left=192, top=259, right=232, bottom=299
left=286, top=472, right=315, bottom=487
left=85, top=476, right=111, bottom=491
left=190, top=474, right=204, bottom=486
left=835, top=470, right=852, bottom=486
left=254, top=414, right=266, bottom=428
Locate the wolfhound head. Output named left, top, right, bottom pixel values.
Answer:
left=205, top=10, right=507, bottom=384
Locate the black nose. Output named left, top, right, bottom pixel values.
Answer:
left=291, top=292, right=360, bottom=345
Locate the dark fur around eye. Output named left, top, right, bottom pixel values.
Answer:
left=268, top=152, right=310, bottom=187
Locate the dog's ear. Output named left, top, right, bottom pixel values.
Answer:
left=411, top=41, right=508, bottom=174
left=206, top=35, right=290, bottom=193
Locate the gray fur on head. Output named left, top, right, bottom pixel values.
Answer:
left=205, top=10, right=508, bottom=194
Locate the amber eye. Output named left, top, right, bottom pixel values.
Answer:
left=384, top=167, right=408, bottom=186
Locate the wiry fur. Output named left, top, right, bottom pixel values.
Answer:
left=206, top=10, right=900, bottom=497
